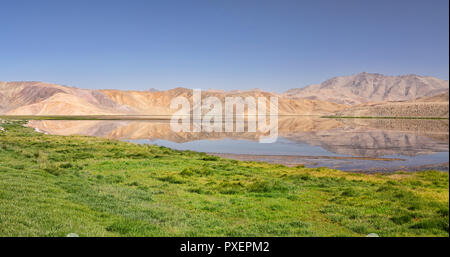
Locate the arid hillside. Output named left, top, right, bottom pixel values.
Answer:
left=334, top=92, right=449, bottom=118
left=284, top=73, right=449, bottom=105
left=101, top=87, right=346, bottom=116
left=413, top=92, right=449, bottom=102
left=1, top=73, right=448, bottom=116
left=0, top=81, right=133, bottom=115
left=0, top=81, right=346, bottom=116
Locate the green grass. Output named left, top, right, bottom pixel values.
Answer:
left=0, top=121, right=448, bottom=237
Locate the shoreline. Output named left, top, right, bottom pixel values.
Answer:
left=209, top=152, right=449, bottom=172
left=2, top=114, right=449, bottom=121
left=0, top=120, right=448, bottom=236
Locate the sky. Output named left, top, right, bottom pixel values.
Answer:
left=0, top=0, right=448, bottom=92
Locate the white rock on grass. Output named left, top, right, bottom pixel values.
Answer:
left=66, top=233, right=79, bottom=237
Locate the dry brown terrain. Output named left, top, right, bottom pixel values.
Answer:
left=0, top=81, right=347, bottom=116
left=284, top=72, right=448, bottom=104
left=0, top=81, right=132, bottom=115
left=100, top=87, right=347, bottom=116
left=334, top=92, right=449, bottom=118
left=1, top=73, right=448, bottom=116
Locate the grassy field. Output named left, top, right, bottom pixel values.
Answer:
left=0, top=120, right=448, bottom=237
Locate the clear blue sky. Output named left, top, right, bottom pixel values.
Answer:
left=1, top=0, right=448, bottom=92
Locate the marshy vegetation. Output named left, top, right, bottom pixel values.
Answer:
left=0, top=120, right=448, bottom=236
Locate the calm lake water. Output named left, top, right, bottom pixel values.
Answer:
left=27, top=117, right=449, bottom=172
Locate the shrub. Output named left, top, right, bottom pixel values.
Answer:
left=200, top=156, right=219, bottom=161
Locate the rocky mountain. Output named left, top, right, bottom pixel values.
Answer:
left=0, top=81, right=346, bottom=116
left=284, top=72, right=449, bottom=105
left=1, top=73, right=448, bottom=116
left=413, top=92, right=449, bottom=102
left=0, top=81, right=133, bottom=115
left=334, top=92, right=449, bottom=118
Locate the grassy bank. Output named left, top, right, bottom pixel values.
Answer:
left=0, top=121, right=448, bottom=236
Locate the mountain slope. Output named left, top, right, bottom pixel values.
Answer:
left=101, top=88, right=347, bottom=115
left=333, top=92, right=449, bottom=118
left=413, top=92, right=449, bottom=102
left=284, top=73, right=449, bottom=105
left=0, top=81, right=133, bottom=115
left=2, top=73, right=448, bottom=116
left=0, top=81, right=347, bottom=115
left=7, top=93, right=127, bottom=115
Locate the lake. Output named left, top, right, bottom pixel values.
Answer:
left=26, top=117, right=449, bottom=172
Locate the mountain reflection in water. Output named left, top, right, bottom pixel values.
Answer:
left=26, top=117, right=449, bottom=172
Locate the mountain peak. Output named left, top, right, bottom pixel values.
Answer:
left=284, top=73, right=449, bottom=104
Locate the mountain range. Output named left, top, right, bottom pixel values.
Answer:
left=283, top=72, right=448, bottom=105
left=1, top=73, right=448, bottom=117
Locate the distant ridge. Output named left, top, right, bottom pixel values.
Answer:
left=284, top=72, right=449, bottom=105
left=0, top=81, right=133, bottom=115
left=0, top=81, right=346, bottom=116
left=333, top=92, right=449, bottom=118
left=1, top=73, right=448, bottom=116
